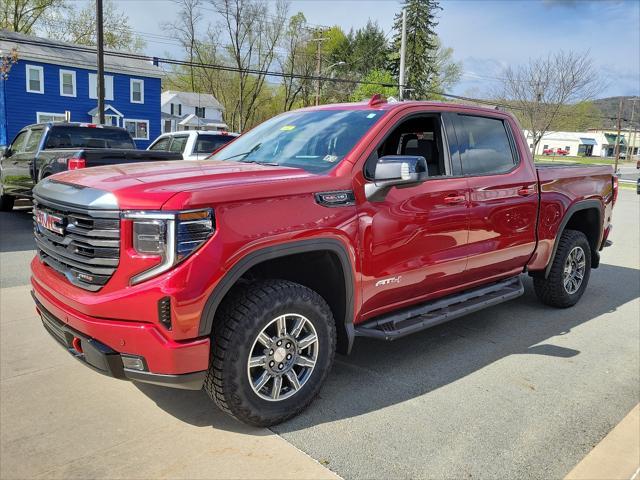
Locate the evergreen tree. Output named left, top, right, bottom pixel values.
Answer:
left=390, top=0, right=441, bottom=99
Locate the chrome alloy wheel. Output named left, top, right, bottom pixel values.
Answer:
left=247, top=314, right=318, bottom=402
left=563, top=246, right=586, bottom=294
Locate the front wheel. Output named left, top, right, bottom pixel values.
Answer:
left=204, top=279, right=336, bottom=427
left=534, top=229, right=592, bottom=308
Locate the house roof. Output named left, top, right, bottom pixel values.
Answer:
left=0, top=30, right=163, bottom=78
left=178, top=113, right=227, bottom=128
left=88, top=104, right=124, bottom=117
left=161, top=91, right=224, bottom=110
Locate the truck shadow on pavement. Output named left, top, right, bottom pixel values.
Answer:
left=136, top=263, right=639, bottom=433
left=0, top=206, right=36, bottom=253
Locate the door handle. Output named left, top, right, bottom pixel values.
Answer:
left=517, top=186, right=536, bottom=196
left=443, top=194, right=466, bottom=204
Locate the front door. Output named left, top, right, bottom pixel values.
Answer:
left=356, top=112, right=470, bottom=319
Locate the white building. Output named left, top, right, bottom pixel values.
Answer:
left=161, top=91, right=227, bottom=133
left=523, top=130, right=629, bottom=158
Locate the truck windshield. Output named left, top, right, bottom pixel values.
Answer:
left=211, top=109, right=385, bottom=173
left=45, top=126, right=136, bottom=149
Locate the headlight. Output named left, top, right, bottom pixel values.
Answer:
left=123, top=209, right=214, bottom=285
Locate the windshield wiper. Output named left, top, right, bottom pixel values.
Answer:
left=239, top=160, right=280, bottom=166
left=220, top=143, right=261, bottom=161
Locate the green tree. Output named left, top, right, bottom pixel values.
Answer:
left=0, top=0, right=63, bottom=33
left=350, top=69, right=397, bottom=102
left=348, top=20, right=389, bottom=76
left=390, top=0, right=440, bottom=99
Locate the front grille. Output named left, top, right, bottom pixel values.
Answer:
left=33, top=199, right=120, bottom=291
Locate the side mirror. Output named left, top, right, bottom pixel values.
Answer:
left=365, top=155, right=428, bottom=202
left=0, top=146, right=9, bottom=158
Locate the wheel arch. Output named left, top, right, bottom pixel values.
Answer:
left=199, top=238, right=356, bottom=354
left=544, top=199, right=603, bottom=278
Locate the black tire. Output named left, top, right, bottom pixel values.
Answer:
left=534, top=229, right=591, bottom=308
left=204, top=279, right=336, bottom=427
left=0, top=194, right=15, bottom=212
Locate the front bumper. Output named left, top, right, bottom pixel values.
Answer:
left=31, top=278, right=210, bottom=390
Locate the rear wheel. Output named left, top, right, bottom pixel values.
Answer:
left=204, top=279, right=336, bottom=427
left=534, top=229, right=591, bottom=308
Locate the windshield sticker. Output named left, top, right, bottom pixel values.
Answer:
left=280, top=125, right=296, bottom=131
left=366, top=113, right=377, bottom=118
left=323, top=155, right=339, bottom=163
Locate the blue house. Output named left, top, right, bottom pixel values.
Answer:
left=0, top=30, right=162, bottom=148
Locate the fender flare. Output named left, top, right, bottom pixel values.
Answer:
left=544, top=199, right=603, bottom=278
left=198, top=238, right=356, bottom=353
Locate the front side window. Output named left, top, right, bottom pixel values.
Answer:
left=10, top=131, right=29, bottom=153
left=131, top=79, right=144, bottom=103
left=454, top=115, right=516, bottom=175
left=59, top=70, right=76, bottom=97
left=211, top=109, right=386, bottom=173
left=26, top=65, right=44, bottom=93
left=124, top=119, right=149, bottom=140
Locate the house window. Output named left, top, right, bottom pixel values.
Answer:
left=89, top=73, right=114, bottom=100
left=130, top=79, right=144, bottom=103
left=177, top=104, right=182, bottom=116
left=92, top=114, right=119, bottom=127
left=26, top=65, right=44, bottom=94
left=37, top=112, right=66, bottom=123
left=195, top=106, right=206, bottom=118
left=170, top=103, right=174, bottom=115
left=170, top=103, right=182, bottom=116
left=124, top=119, right=149, bottom=140
left=164, top=120, right=172, bottom=132
left=565, top=146, right=571, bottom=153
left=59, top=69, right=76, bottom=97
left=543, top=145, right=549, bottom=150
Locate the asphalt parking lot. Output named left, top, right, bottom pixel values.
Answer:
left=1, top=190, right=638, bottom=479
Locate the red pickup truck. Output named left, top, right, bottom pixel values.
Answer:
left=30, top=97, right=616, bottom=426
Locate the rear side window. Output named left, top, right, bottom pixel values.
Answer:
left=169, top=136, right=188, bottom=153
left=149, top=137, right=171, bottom=151
left=24, top=129, right=44, bottom=152
left=45, top=127, right=136, bottom=149
left=194, top=135, right=235, bottom=154
left=454, top=115, right=516, bottom=175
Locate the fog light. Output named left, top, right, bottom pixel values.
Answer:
left=121, top=354, right=146, bottom=371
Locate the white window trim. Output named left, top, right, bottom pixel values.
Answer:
left=124, top=118, right=150, bottom=140
left=37, top=112, right=66, bottom=123
left=130, top=78, right=144, bottom=104
left=89, top=73, right=114, bottom=101
left=59, top=69, right=77, bottom=97
left=26, top=65, right=44, bottom=94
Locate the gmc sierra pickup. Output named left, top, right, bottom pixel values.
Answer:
left=29, top=97, right=616, bottom=426
left=0, top=122, right=181, bottom=210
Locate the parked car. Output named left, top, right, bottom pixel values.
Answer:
left=0, top=123, right=182, bottom=211
left=30, top=97, right=616, bottom=427
left=555, top=148, right=570, bottom=156
left=542, top=148, right=554, bottom=155
left=147, top=130, right=239, bottom=160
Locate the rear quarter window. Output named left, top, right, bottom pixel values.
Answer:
left=455, top=115, right=516, bottom=175
left=194, top=135, right=235, bottom=154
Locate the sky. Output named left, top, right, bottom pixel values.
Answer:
left=111, top=0, right=640, bottom=98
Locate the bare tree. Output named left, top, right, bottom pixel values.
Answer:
left=498, top=51, right=603, bottom=154
left=210, top=0, right=288, bottom=131
left=277, top=12, right=314, bottom=111
left=164, top=0, right=202, bottom=91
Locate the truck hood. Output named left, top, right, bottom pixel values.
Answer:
left=47, top=161, right=315, bottom=210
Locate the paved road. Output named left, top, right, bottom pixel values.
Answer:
left=0, top=191, right=638, bottom=479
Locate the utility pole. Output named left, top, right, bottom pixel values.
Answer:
left=96, top=0, right=105, bottom=125
left=312, top=33, right=328, bottom=106
left=614, top=98, right=623, bottom=173
left=625, top=98, right=636, bottom=160
left=399, top=8, right=407, bottom=101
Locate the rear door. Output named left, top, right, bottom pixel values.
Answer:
left=451, top=113, right=538, bottom=282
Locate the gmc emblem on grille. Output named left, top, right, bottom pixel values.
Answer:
left=35, top=208, right=65, bottom=235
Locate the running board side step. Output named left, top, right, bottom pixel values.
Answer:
left=354, top=276, right=524, bottom=341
